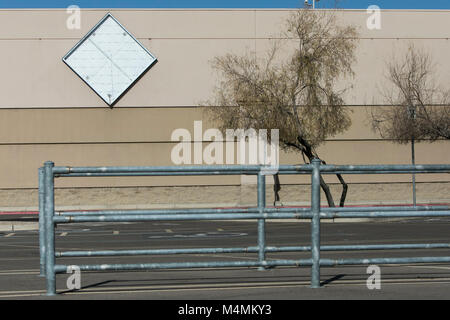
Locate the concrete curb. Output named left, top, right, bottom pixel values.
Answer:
left=0, top=200, right=447, bottom=214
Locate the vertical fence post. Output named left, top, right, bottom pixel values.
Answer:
left=257, top=171, right=266, bottom=270
left=411, top=139, right=417, bottom=206
left=44, top=161, right=56, bottom=296
left=38, top=167, right=46, bottom=277
left=311, top=158, right=321, bottom=288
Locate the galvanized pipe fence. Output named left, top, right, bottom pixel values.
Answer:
left=38, top=160, right=450, bottom=295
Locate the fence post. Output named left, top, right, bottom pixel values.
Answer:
left=44, top=161, right=56, bottom=296
left=311, top=158, right=321, bottom=288
left=38, top=167, right=46, bottom=277
left=257, top=171, right=266, bottom=270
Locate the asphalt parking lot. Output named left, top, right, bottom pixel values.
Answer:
left=1, top=217, right=450, bottom=300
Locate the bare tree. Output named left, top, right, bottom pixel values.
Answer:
left=371, top=44, right=450, bottom=143
left=202, top=10, right=359, bottom=207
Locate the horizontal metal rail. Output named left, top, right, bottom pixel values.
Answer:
left=55, top=205, right=450, bottom=216
left=53, top=210, right=450, bottom=223
left=51, top=164, right=450, bottom=174
left=39, top=160, right=450, bottom=296
left=53, top=256, right=450, bottom=274
left=53, top=212, right=309, bottom=223
left=53, top=259, right=313, bottom=273
left=55, top=169, right=448, bottom=177
left=55, top=243, right=450, bottom=258
left=319, top=256, right=450, bottom=266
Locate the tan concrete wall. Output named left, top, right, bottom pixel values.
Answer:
left=0, top=9, right=448, bottom=194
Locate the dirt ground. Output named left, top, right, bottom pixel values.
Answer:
left=0, top=182, right=448, bottom=210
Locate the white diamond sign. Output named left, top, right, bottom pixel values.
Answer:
left=63, top=13, right=157, bottom=106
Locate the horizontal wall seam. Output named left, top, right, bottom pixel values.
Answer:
left=0, top=37, right=449, bottom=41
left=0, top=104, right=449, bottom=110
left=1, top=9, right=450, bottom=12
left=0, top=139, right=448, bottom=145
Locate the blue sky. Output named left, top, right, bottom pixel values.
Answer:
left=1, top=0, right=449, bottom=9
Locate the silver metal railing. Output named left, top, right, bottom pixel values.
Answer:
left=38, top=160, right=450, bottom=295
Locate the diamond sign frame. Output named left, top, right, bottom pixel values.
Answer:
left=62, top=13, right=157, bottom=107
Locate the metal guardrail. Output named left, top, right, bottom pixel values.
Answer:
left=38, top=160, right=450, bottom=296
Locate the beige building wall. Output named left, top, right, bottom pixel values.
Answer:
left=0, top=9, right=448, bottom=207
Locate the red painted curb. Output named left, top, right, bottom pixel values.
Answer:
left=0, top=211, right=38, bottom=215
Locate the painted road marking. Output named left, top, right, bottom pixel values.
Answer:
left=1, top=277, right=450, bottom=298
left=0, top=244, right=40, bottom=249
left=407, top=265, right=450, bottom=271
left=0, top=271, right=39, bottom=276
left=0, top=269, right=39, bottom=275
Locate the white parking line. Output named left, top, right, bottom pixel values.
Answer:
left=406, top=265, right=450, bottom=271
left=1, top=277, right=450, bottom=298
left=0, top=271, right=39, bottom=276
left=0, top=269, right=39, bottom=274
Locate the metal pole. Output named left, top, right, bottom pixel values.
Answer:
left=44, top=161, right=56, bottom=296
left=257, top=172, right=267, bottom=270
left=411, top=136, right=417, bottom=206
left=53, top=259, right=314, bottom=273
left=311, top=158, right=321, bottom=288
left=57, top=205, right=449, bottom=217
left=38, top=167, right=46, bottom=277
left=410, top=104, right=417, bottom=207
left=51, top=163, right=450, bottom=175
left=55, top=242, right=450, bottom=258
